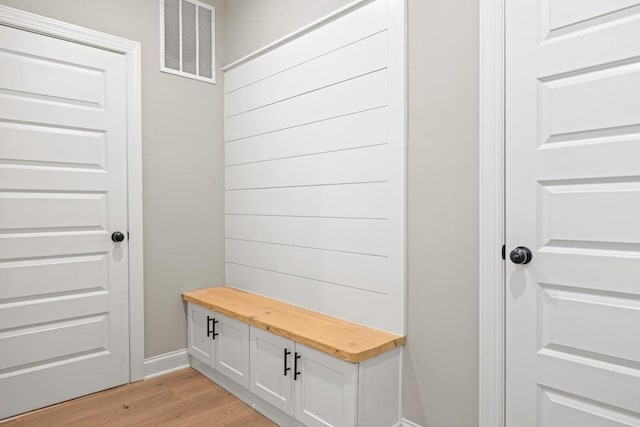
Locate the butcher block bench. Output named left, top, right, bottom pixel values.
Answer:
left=183, top=286, right=405, bottom=427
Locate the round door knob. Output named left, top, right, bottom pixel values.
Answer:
left=510, top=246, right=532, bottom=265
left=111, top=231, right=125, bottom=243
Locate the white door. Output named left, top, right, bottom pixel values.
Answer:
left=294, top=343, right=357, bottom=427
left=250, top=327, right=295, bottom=415
left=506, top=1, right=640, bottom=425
left=0, top=24, right=129, bottom=419
left=187, top=303, right=215, bottom=365
left=214, top=312, right=250, bottom=388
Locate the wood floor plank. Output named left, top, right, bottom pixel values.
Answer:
left=1, top=369, right=275, bottom=427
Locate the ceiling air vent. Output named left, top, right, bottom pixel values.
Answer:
left=160, top=0, right=215, bottom=84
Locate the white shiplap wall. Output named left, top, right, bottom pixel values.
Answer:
left=223, top=0, right=405, bottom=335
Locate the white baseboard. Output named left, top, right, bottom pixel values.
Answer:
left=143, top=348, right=190, bottom=379
left=399, top=418, right=424, bottom=427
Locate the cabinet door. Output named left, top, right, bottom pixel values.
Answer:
left=187, top=303, right=214, bottom=365
left=250, top=327, right=295, bottom=416
left=214, top=311, right=250, bottom=388
left=294, top=343, right=358, bottom=427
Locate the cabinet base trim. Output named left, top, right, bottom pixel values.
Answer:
left=143, top=349, right=190, bottom=379
left=399, top=419, right=424, bottom=427
left=190, top=356, right=305, bottom=427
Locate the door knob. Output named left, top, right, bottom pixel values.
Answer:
left=509, top=246, right=532, bottom=265
left=111, top=231, right=125, bottom=242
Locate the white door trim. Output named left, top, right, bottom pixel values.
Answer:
left=479, top=0, right=506, bottom=426
left=0, top=5, right=145, bottom=382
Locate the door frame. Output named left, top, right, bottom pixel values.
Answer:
left=0, top=5, right=145, bottom=382
left=479, top=0, right=506, bottom=425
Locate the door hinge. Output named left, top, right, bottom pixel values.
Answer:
left=501, top=244, right=506, bottom=260
left=127, top=231, right=130, bottom=240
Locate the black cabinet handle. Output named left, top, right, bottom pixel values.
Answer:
left=293, top=352, right=301, bottom=381
left=212, top=318, right=219, bottom=340
left=206, top=316, right=213, bottom=338
left=284, top=348, right=291, bottom=376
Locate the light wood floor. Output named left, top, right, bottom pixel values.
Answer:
left=1, top=368, right=276, bottom=426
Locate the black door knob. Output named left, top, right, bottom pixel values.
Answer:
left=111, top=231, right=125, bottom=242
left=510, top=246, right=532, bottom=265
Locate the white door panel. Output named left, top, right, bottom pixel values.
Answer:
left=0, top=254, right=108, bottom=300
left=0, top=121, right=106, bottom=168
left=0, top=168, right=109, bottom=192
left=294, top=343, right=357, bottom=427
left=0, top=314, right=108, bottom=371
left=187, top=303, right=214, bottom=365
left=546, top=1, right=640, bottom=31
left=0, top=192, right=107, bottom=230
left=250, top=327, right=295, bottom=415
left=0, top=49, right=105, bottom=108
left=215, top=312, right=250, bottom=388
left=0, top=24, right=129, bottom=419
left=539, top=387, right=640, bottom=427
left=0, top=232, right=110, bottom=260
left=506, top=0, right=640, bottom=425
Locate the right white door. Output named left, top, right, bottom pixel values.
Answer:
left=506, top=1, right=640, bottom=425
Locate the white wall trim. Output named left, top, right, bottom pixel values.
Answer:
left=478, top=0, right=506, bottom=426
left=222, top=0, right=375, bottom=71
left=0, top=4, right=146, bottom=383
left=143, top=349, right=190, bottom=379
left=388, top=0, right=408, bottom=337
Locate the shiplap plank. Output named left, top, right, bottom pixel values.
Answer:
left=225, top=70, right=387, bottom=142
left=225, top=215, right=389, bottom=256
left=224, top=0, right=387, bottom=93
left=226, top=239, right=389, bottom=294
left=226, top=145, right=387, bottom=190
left=226, top=31, right=387, bottom=117
left=225, top=263, right=403, bottom=335
left=225, top=107, right=388, bottom=166
left=226, top=183, right=388, bottom=218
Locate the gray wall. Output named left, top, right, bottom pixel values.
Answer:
left=403, top=1, right=479, bottom=425
left=225, top=1, right=480, bottom=426
left=0, top=0, right=227, bottom=358
left=2, top=0, right=479, bottom=423
left=225, top=0, right=356, bottom=61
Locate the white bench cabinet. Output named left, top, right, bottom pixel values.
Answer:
left=187, top=302, right=250, bottom=388
left=184, top=288, right=404, bottom=427
left=294, top=342, right=357, bottom=427
left=250, top=327, right=358, bottom=427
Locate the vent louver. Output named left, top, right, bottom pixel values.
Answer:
left=160, top=0, right=215, bottom=84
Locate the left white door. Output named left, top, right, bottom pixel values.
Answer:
left=0, top=24, right=129, bottom=419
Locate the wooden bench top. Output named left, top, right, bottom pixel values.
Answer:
left=182, top=286, right=405, bottom=363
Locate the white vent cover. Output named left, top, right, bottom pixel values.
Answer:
left=160, top=0, right=215, bottom=83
